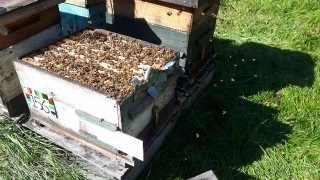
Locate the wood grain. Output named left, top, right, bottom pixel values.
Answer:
left=0, top=7, right=60, bottom=50
left=106, top=0, right=194, bottom=32
left=0, top=0, right=63, bottom=26
left=192, top=0, right=220, bottom=29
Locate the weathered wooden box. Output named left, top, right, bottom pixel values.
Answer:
left=105, top=0, right=220, bottom=74
left=14, top=29, right=179, bottom=160
left=0, top=0, right=62, bottom=116
left=59, top=2, right=106, bottom=36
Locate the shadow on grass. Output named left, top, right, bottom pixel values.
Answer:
left=140, top=38, right=315, bottom=179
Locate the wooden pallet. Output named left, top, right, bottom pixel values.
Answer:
left=22, top=58, right=215, bottom=179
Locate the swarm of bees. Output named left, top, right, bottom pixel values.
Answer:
left=22, top=29, right=176, bottom=100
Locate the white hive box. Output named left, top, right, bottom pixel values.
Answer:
left=14, top=29, right=180, bottom=161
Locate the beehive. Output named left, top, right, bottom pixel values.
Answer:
left=14, top=29, right=180, bottom=160
left=105, top=0, right=220, bottom=75
left=0, top=0, right=62, bottom=116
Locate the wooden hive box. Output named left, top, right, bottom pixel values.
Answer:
left=59, top=2, right=106, bottom=36
left=105, top=0, right=220, bottom=75
left=14, top=29, right=180, bottom=161
left=0, top=0, right=63, bottom=116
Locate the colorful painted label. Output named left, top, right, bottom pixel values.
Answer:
left=23, top=88, right=58, bottom=118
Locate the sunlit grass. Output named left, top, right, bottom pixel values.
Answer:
left=142, top=0, right=320, bottom=179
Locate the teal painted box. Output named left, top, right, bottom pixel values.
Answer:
left=59, top=3, right=106, bottom=36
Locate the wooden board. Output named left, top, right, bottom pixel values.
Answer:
left=0, top=0, right=63, bottom=26
left=106, top=14, right=189, bottom=53
left=0, top=6, right=60, bottom=50
left=0, top=24, right=62, bottom=116
left=24, top=117, right=129, bottom=179
left=65, top=0, right=104, bottom=7
left=0, top=0, right=37, bottom=15
left=106, top=0, right=220, bottom=33
left=106, top=0, right=194, bottom=32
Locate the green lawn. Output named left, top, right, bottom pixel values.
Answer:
left=1, top=0, right=319, bottom=179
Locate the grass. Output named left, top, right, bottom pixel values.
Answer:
left=140, top=0, right=320, bottom=179
left=1, top=0, right=319, bottom=179
left=0, top=116, right=84, bottom=179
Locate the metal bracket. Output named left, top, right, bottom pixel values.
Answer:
left=75, top=110, right=117, bottom=132
left=79, top=129, right=118, bottom=154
